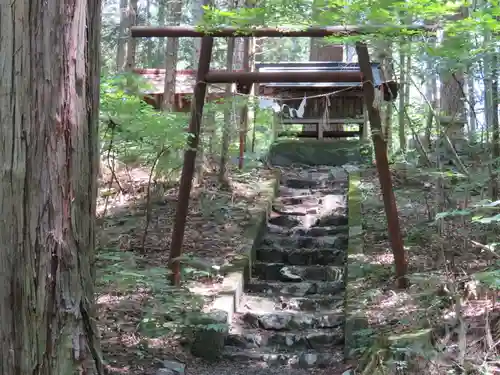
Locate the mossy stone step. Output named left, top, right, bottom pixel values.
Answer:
left=278, top=186, right=348, bottom=198
left=226, top=328, right=344, bottom=350
left=237, top=310, right=344, bottom=330
left=256, top=247, right=345, bottom=266
left=261, top=234, right=349, bottom=250
left=266, top=223, right=349, bottom=237
left=222, top=346, right=344, bottom=368
left=245, top=280, right=345, bottom=297
left=252, top=263, right=344, bottom=282
left=283, top=178, right=322, bottom=189
left=241, top=293, right=344, bottom=312
left=291, top=225, right=350, bottom=237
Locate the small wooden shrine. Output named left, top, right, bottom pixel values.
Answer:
left=256, top=61, right=398, bottom=138
left=133, top=68, right=242, bottom=111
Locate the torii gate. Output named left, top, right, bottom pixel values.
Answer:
left=131, top=24, right=435, bottom=288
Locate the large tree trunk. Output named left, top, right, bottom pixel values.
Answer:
left=0, top=0, right=103, bottom=373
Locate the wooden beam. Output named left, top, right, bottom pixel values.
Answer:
left=131, top=25, right=437, bottom=38
left=281, top=118, right=364, bottom=124
left=355, top=42, right=408, bottom=289
left=204, top=71, right=362, bottom=84
left=278, top=130, right=360, bottom=138
left=168, top=36, right=214, bottom=286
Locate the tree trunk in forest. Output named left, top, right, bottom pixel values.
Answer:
left=489, top=50, right=499, bottom=200
left=309, top=0, right=342, bottom=61
left=398, top=39, right=409, bottom=153
left=156, top=0, right=167, bottom=68
left=219, top=37, right=236, bottom=186
left=309, top=0, right=324, bottom=63
left=193, top=0, right=210, bottom=185
left=383, top=49, right=394, bottom=152
left=192, top=0, right=205, bottom=60
left=309, top=0, right=322, bottom=61
left=466, top=73, right=476, bottom=138
left=0, top=0, right=103, bottom=374
left=233, top=0, right=254, bottom=168
left=162, top=0, right=183, bottom=110
left=483, top=31, right=493, bottom=141
left=308, top=0, right=343, bottom=135
left=116, top=0, right=128, bottom=71
left=125, top=0, right=138, bottom=71
left=238, top=35, right=252, bottom=169
left=466, top=2, right=477, bottom=140
left=207, top=110, right=217, bottom=154
left=145, top=0, right=154, bottom=66
left=424, top=44, right=437, bottom=150
left=374, top=41, right=394, bottom=152
left=439, top=9, right=467, bottom=143
left=481, top=16, right=499, bottom=199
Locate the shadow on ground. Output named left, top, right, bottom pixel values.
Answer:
left=95, top=166, right=278, bottom=374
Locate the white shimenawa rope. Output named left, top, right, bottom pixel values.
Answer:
left=373, top=86, right=383, bottom=109
left=319, top=95, right=331, bottom=138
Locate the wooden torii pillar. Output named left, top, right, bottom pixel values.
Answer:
left=131, top=25, right=434, bottom=287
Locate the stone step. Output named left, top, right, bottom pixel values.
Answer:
left=236, top=310, right=344, bottom=330
left=241, top=293, right=344, bottom=312
left=222, top=346, right=344, bottom=369
left=268, top=212, right=348, bottom=227
left=316, top=213, right=348, bottom=227
left=256, top=247, right=345, bottom=266
left=261, top=234, right=348, bottom=250
left=226, top=327, right=344, bottom=351
left=266, top=223, right=349, bottom=237
left=283, top=178, right=323, bottom=189
left=267, top=214, right=303, bottom=228
left=246, top=280, right=345, bottom=297
left=277, top=195, right=321, bottom=206
left=292, top=225, right=349, bottom=237
left=253, top=263, right=344, bottom=282
left=279, top=186, right=347, bottom=198
left=290, top=167, right=349, bottom=182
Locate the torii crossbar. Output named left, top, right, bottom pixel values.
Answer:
left=132, top=25, right=433, bottom=287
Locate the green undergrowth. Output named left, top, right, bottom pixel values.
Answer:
left=95, top=248, right=208, bottom=339
left=95, top=167, right=279, bottom=343
left=346, top=166, right=500, bottom=374
left=99, top=73, right=277, bottom=184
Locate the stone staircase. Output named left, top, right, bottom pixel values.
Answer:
left=223, top=166, right=350, bottom=369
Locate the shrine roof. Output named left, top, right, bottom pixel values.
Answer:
left=255, top=61, right=384, bottom=88
left=132, top=68, right=244, bottom=95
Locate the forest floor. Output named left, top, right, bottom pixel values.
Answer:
left=94, top=162, right=500, bottom=375
left=354, top=166, right=500, bottom=374
left=95, top=162, right=277, bottom=375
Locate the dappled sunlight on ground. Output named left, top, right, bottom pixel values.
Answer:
left=356, top=167, right=500, bottom=374
left=365, top=250, right=394, bottom=265
left=95, top=163, right=276, bottom=375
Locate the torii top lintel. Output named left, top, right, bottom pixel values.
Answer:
left=131, top=25, right=437, bottom=38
